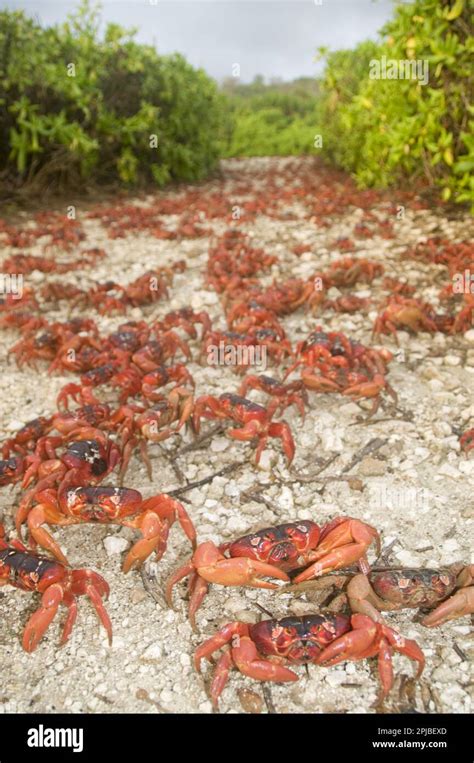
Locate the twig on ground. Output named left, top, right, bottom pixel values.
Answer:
left=168, top=461, right=244, bottom=498
left=262, top=685, right=277, bottom=714
left=342, top=437, right=388, bottom=473
left=453, top=642, right=468, bottom=662
left=374, top=537, right=399, bottom=566
left=175, top=424, right=225, bottom=456
left=284, top=453, right=340, bottom=484
left=140, top=564, right=167, bottom=607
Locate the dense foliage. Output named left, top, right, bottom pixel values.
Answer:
left=0, top=1, right=226, bottom=189
left=221, top=77, right=321, bottom=157
left=318, top=0, right=473, bottom=209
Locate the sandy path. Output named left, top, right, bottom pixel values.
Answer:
left=0, top=157, right=472, bottom=714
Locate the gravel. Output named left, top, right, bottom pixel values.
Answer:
left=0, top=157, right=472, bottom=715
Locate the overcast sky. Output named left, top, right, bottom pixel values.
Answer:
left=4, top=0, right=396, bottom=82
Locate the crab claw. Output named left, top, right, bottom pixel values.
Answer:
left=317, top=614, right=424, bottom=699
left=422, top=586, right=474, bottom=627
left=70, top=569, right=113, bottom=645
left=166, top=541, right=289, bottom=628
left=292, top=517, right=380, bottom=583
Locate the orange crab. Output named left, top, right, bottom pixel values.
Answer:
left=0, top=524, right=112, bottom=651
left=195, top=612, right=424, bottom=708
left=345, top=565, right=474, bottom=628
left=166, top=518, right=380, bottom=627
left=192, top=393, right=295, bottom=464
left=22, top=485, right=196, bottom=573
left=372, top=297, right=438, bottom=343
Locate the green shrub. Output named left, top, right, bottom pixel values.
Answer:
left=318, top=0, right=473, bottom=210
left=0, top=1, right=227, bottom=189
left=222, top=79, right=321, bottom=157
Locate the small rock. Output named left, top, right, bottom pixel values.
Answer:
left=210, top=437, right=229, bottom=452
left=432, top=422, right=452, bottom=437
left=358, top=457, right=386, bottom=476
left=395, top=549, right=418, bottom=566
left=432, top=665, right=453, bottom=683
left=224, top=481, right=240, bottom=497
left=7, top=420, right=25, bottom=432
left=103, top=536, right=130, bottom=556
left=142, top=643, right=163, bottom=660
left=278, top=486, right=294, bottom=510
left=224, top=595, right=249, bottom=614
left=348, top=477, right=364, bottom=492
left=226, top=516, right=249, bottom=535
left=444, top=354, right=461, bottom=367
left=238, top=689, right=263, bottom=714
left=458, top=460, right=474, bottom=476
left=290, top=601, right=314, bottom=617
left=437, top=463, right=460, bottom=479
left=257, top=450, right=276, bottom=470
left=464, top=329, right=474, bottom=344
left=130, top=588, right=148, bottom=605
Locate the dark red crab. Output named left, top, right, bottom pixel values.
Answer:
left=346, top=565, right=474, bottom=628
left=195, top=612, right=424, bottom=708
left=0, top=456, right=25, bottom=486
left=192, top=393, right=295, bottom=464
left=460, top=428, right=474, bottom=454
left=166, top=518, right=380, bottom=627
left=15, top=428, right=121, bottom=531
left=0, top=524, right=112, bottom=651
left=23, top=485, right=196, bottom=573
left=239, top=374, right=308, bottom=418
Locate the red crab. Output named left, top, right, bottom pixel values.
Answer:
left=24, top=485, right=196, bottom=572
left=345, top=565, right=474, bottom=627
left=112, top=386, right=194, bottom=479
left=0, top=524, right=112, bottom=651
left=324, top=295, right=371, bottom=314
left=2, top=416, right=52, bottom=458
left=195, top=613, right=424, bottom=708
left=326, top=258, right=384, bottom=288
left=131, top=333, right=192, bottom=373
left=372, top=297, right=438, bottom=343
left=192, top=393, right=295, bottom=464
left=166, top=518, right=380, bottom=626
left=140, top=364, right=195, bottom=402
left=238, top=375, right=308, bottom=417
left=226, top=299, right=285, bottom=334
left=154, top=308, right=212, bottom=339
left=451, top=294, right=473, bottom=334
left=57, top=363, right=124, bottom=409
left=0, top=456, right=25, bottom=486
left=460, top=428, right=474, bottom=453
left=15, top=428, right=121, bottom=530
left=285, top=329, right=354, bottom=376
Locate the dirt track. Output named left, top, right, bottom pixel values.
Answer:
left=0, top=157, right=472, bottom=714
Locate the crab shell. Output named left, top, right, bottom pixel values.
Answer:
left=227, top=520, right=321, bottom=570
left=61, top=486, right=143, bottom=522
left=369, top=568, right=458, bottom=608
left=249, top=614, right=351, bottom=663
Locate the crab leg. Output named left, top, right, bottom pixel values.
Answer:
left=22, top=582, right=64, bottom=652
left=122, top=512, right=170, bottom=573
left=27, top=504, right=72, bottom=565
